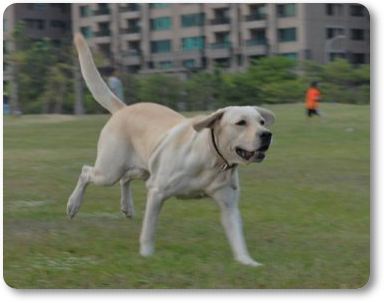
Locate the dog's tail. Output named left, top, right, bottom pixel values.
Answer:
left=73, top=33, right=125, bottom=114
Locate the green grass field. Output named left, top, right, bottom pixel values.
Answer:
left=3, top=103, right=370, bottom=289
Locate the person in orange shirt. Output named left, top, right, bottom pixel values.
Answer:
left=305, top=81, right=321, bottom=117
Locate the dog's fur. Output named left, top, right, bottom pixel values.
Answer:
left=67, top=33, right=275, bottom=267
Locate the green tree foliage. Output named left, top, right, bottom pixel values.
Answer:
left=8, top=23, right=369, bottom=114
left=137, top=74, right=184, bottom=109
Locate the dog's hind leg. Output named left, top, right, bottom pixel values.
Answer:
left=67, top=164, right=123, bottom=219
left=120, top=168, right=149, bottom=218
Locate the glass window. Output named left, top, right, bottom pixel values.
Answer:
left=350, top=29, right=365, bottom=40
left=183, top=59, right=196, bottom=68
left=278, top=28, right=297, bottom=42
left=158, top=61, right=173, bottom=69
left=150, top=17, right=172, bottom=31
left=151, top=40, right=171, bottom=53
left=350, top=4, right=365, bottom=16
left=277, top=4, right=296, bottom=17
left=181, top=36, right=205, bottom=51
left=350, top=53, right=365, bottom=64
left=326, top=27, right=345, bottom=39
left=325, top=4, right=344, bottom=16
left=80, top=5, right=91, bottom=17
left=181, top=13, right=205, bottom=27
left=80, top=26, right=93, bottom=39
left=280, top=52, right=298, bottom=60
left=149, top=3, right=170, bottom=9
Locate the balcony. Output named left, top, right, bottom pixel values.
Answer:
left=94, top=30, right=111, bottom=37
left=245, top=39, right=266, bottom=47
left=120, top=27, right=140, bottom=34
left=210, top=42, right=231, bottom=49
left=119, top=4, right=140, bottom=12
left=93, top=7, right=110, bottom=15
left=244, top=13, right=266, bottom=22
left=210, top=17, right=230, bottom=25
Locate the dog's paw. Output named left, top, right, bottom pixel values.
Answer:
left=66, top=200, right=79, bottom=219
left=121, top=205, right=135, bottom=219
left=140, top=244, right=154, bottom=257
left=236, top=257, right=263, bottom=267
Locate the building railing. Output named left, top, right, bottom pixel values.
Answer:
left=120, top=27, right=141, bottom=34
left=245, top=39, right=266, bottom=46
left=119, top=4, right=140, bottom=12
left=210, top=42, right=231, bottom=49
left=94, top=30, right=111, bottom=37
left=93, top=7, right=110, bottom=15
left=210, top=17, right=230, bottom=25
left=244, top=13, right=266, bottom=21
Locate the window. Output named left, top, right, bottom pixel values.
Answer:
left=246, top=4, right=266, bottom=21
left=24, top=18, right=45, bottom=30
left=50, top=20, right=66, bottom=29
left=181, top=13, right=205, bottom=27
left=183, top=59, right=196, bottom=69
left=325, top=4, right=343, bottom=16
left=211, top=32, right=230, bottom=49
left=149, top=3, right=169, bottom=9
left=150, top=17, right=171, bottom=31
left=249, top=28, right=266, bottom=44
left=94, top=3, right=110, bottom=15
left=351, top=29, right=365, bottom=40
left=127, top=41, right=140, bottom=54
left=277, top=4, right=296, bottom=17
left=326, top=27, right=345, bottom=39
left=350, top=53, right=365, bottom=64
left=329, top=52, right=346, bottom=61
left=80, top=26, right=93, bottom=39
left=80, top=5, right=91, bottom=17
left=95, top=22, right=110, bottom=36
left=278, top=28, right=296, bottom=42
left=280, top=52, right=298, bottom=60
left=182, top=36, right=205, bottom=51
left=211, top=8, right=230, bottom=25
left=151, top=40, right=171, bottom=53
left=158, top=61, right=173, bottom=69
left=350, top=4, right=365, bottom=16
left=213, top=58, right=230, bottom=68
left=3, top=18, right=7, bottom=32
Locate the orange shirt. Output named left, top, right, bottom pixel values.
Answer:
left=305, top=87, right=320, bottom=109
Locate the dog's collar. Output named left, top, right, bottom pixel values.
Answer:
left=210, top=128, right=237, bottom=171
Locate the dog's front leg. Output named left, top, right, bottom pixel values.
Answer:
left=140, top=188, right=164, bottom=257
left=212, top=187, right=262, bottom=267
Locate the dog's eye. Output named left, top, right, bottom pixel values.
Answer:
left=235, top=120, right=247, bottom=126
left=260, top=120, right=265, bottom=126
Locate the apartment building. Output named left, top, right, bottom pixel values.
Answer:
left=3, top=3, right=71, bottom=81
left=71, top=3, right=369, bottom=75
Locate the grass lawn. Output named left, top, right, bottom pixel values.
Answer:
left=3, top=103, right=370, bottom=289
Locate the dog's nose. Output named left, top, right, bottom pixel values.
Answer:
left=260, top=131, right=272, bottom=144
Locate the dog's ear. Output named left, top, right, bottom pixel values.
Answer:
left=192, top=109, right=225, bottom=132
left=254, top=107, right=275, bottom=126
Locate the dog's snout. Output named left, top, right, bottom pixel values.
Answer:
left=260, top=131, right=272, bottom=144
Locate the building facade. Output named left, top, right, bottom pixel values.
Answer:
left=3, top=4, right=71, bottom=83
left=71, top=3, right=370, bottom=75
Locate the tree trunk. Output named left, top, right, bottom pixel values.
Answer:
left=9, top=64, right=22, bottom=115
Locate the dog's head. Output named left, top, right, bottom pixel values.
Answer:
left=193, top=106, right=275, bottom=164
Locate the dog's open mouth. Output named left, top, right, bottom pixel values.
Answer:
left=235, top=145, right=269, bottom=162
left=235, top=147, right=255, bottom=161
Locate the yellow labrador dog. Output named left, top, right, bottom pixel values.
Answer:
left=67, top=33, right=275, bottom=267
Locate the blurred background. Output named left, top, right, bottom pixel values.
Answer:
left=3, top=2, right=370, bottom=115
left=2, top=3, right=371, bottom=288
